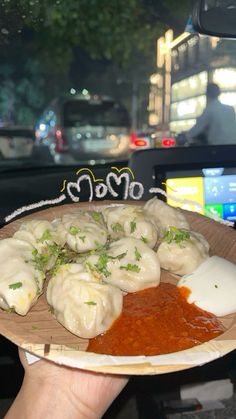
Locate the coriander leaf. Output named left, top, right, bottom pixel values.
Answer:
left=135, top=247, right=141, bottom=261
left=47, top=243, right=62, bottom=256
left=163, top=226, right=190, bottom=245
left=130, top=219, right=137, bottom=233
left=95, top=253, right=111, bottom=277
left=9, top=282, right=23, bottom=290
left=116, top=252, right=127, bottom=260
left=93, top=241, right=108, bottom=253
left=141, top=236, right=148, bottom=244
left=48, top=247, right=74, bottom=276
left=69, top=226, right=81, bottom=235
left=84, top=301, right=97, bottom=306
left=120, top=264, right=140, bottom=272
left=38, top=229, right=52, bottom=243
left=108, top=251, right=127, bottom=261
left=91, top=211, right=102, bottom=222
left=111, top=222, right=124, bottom=233
left=32, top=249, right=50, bottom=271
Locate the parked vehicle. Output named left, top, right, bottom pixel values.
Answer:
left=0, top=126, right=34, bottom=159
left=35, top=94, right=131, bottom=164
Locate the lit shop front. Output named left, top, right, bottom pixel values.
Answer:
left=149, top=30, right=236, bottom=134
left=170, top=68, right=236, bottom=134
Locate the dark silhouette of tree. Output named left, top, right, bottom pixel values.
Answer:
left=0, top=0, right=190, bottom=125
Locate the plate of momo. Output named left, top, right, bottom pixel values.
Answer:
left=1, top=198, right=236, bottom=375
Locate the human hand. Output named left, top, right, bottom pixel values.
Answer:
left=5, top=349, right=129, bottom=419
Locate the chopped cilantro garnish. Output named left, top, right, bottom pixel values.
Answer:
left=86, top=255, right=110, bottom=278
left=93, top=241, right=108, bottom=253
left=163, top=226, right=190, bottom=245
left=84, top=301, right=97, bottom=306
left=32, top=244, right=67, bottom=274
left=32, top=249, right=50, bottom=271
left=47, top=243, right=62, bottom=256
left=116, top=252, right=127, bottom=260
left=108, top=251, right=127, bottom=261
left=214, top=284, right=218, bottom=288
left=135, top=247, right=141, bottom=261
left=9, top=282, right=23, bottom=290
left=69, top=226, right=81, bottom=235
left=141, top=236, right=148, bottom=244
left=130, top=219, right=137, bottom=233
left=38, top=229, right=52, bottom=243
left=48, top=247, right=74, bottom=276
left=120, top=264, right=140, bottom=272
left=91, top=211, right=102, bottom=222
left=79, top=243, right=108, bottom=260
left=95, top=253, right=111, bottom=277
left=111, top=222, right=124, bottom=233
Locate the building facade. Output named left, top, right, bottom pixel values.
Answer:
left=149, top=30, right=236, bottom=135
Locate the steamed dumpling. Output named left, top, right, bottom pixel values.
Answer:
left=85, top=237, right=161, bottom=292
left=144, top=197, right=189, bottom=233
left=14, top=219, right=65, bottom=272
left=0, top=238, right=45, bottom=315
left=103, top=205, right=158, bottom=248
left=46, top=264, right=123, bottom=338
left=53, top=211, right=108, bottom=253
left=157, top=227, right=209, bottom=276
left=13, top=219, right=54, bottom=251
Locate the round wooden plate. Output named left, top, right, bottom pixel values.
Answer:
left=1, top=201, right=236, bottom=375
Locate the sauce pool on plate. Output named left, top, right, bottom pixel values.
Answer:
left=87, top=283, right=225, bottom=356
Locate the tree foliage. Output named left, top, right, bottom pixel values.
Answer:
left=0, top=0, right=191, bottom=125
left=0, top=0, right=190, bottom=64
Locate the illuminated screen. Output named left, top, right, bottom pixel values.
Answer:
left=165, top=167, right=236, bottom=221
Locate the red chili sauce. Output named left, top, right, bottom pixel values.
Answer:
left=87, top=283, right=225, bottom=356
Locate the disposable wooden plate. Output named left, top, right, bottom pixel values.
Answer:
left=0, top=201, right=236, bottom=375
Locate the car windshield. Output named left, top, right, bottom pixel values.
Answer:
left=0, top=1, right=236, bottom=169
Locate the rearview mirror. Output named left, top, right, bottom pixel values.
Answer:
left=192, top=0, right=236, bottom=38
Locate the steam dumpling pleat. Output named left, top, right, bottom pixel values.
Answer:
left=53, top=211, right=108, bottom=253
left=0, top=238, right=45, bottom=315
left=157, top=227, right=209, bottom=276
left=46, top=264, right=123, bottom=338
left=103, top=205, right=158, bottom=248
left=144, top=197, right=189, bottom=233
left=86, top=237, right=160, bottom=292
